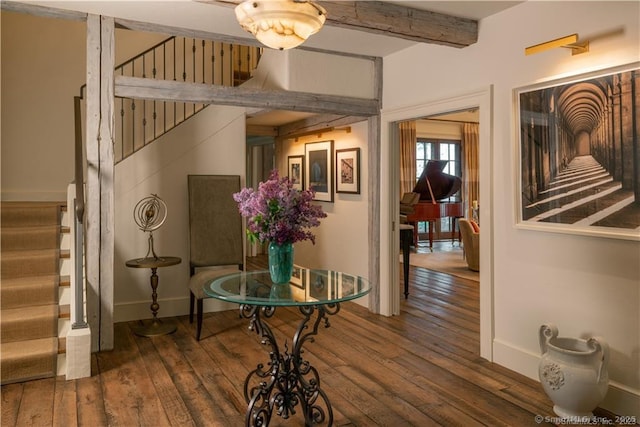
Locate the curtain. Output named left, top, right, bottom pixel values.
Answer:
left=462, top=123, right=480, bottom=220
left=399, top=121, right=417, bottom=195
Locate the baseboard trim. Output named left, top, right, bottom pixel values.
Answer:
left=493, top=338, right=640, bottom=418
left=114, top=296, right=236, bottom=323
left=1, top=191, right=67, bottom=202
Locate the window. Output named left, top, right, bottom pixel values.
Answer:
left=416, top=138, right=461, bottom=197
left=416, top=138, right=462, bottom=237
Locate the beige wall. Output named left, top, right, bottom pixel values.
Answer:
left=1, top=11, right=166, bottom=201
left=287, top=49, right=375, bottom=98
left=1, top=12, right=85, bottom=201
left=114, top=104, right=246, bottom=321
left=382, top=0, right=639, bottom=417
left=278, top=123, right=370, bottom=300
left=245, top=48, right=374, bottom=97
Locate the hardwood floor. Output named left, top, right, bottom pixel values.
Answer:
left=0, top=252, right=612, bottom=426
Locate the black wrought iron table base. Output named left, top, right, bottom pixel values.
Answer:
left=240, top=303, right=339, bottom=427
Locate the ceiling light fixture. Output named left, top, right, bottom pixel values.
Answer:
left=525, top=34, right=589, bottom=56
left=235, top=0, right=327, bottom=50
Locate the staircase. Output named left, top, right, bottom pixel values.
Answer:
left=78, top=35, right=262, bottom=164
left=0, top=202, right=70, bottom=384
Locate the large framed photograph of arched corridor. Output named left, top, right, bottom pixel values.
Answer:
left=514, top=62, right=640, bottom=240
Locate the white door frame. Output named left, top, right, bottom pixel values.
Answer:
left=379, top=87, right=495, bottom=361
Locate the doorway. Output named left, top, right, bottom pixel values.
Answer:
left=379, top=87, right=494, bottom=361
left=409, top=110, right=478, bottom=243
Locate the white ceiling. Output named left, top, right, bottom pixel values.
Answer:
left=388, top=1, right=522, bottom=20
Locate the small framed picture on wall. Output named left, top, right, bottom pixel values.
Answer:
left=305, top=140, right=334, bottom=202
left=287, top=155, right=304, bottom=190
left=335, top=148, right=360, bottom=194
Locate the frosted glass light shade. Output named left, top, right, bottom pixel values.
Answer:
left=235, top=0, right=327, bottom=50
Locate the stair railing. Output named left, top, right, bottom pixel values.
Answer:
left=72, top=95, right=88, bottom=330
left=78, top=35, right=261, bottom=164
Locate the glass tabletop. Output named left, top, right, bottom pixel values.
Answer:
left=205, top=267, right=371, bottom=307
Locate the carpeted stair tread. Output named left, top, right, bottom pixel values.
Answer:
left=1, top=203, right=61, bottom=228
left=1, top=225, right=60, bottom=251
left=1, top=248, right=59, bottom=279
left=1, top=275, right=59, bottom=309
left=0, top=338, right=58, bottom=385
left=0, top=202, right=63, bottom=384
left=1, top=304, right=59, bottom=343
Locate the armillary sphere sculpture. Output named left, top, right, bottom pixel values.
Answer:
left=133, top=194, right=167, bottom=260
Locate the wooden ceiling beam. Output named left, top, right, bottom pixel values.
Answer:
left=246, top=125, right=279, bottom=137
left=115, top=76, right=379, bottom=116
left=204, top=0, right=478, bottom=48
left=318, top=1, right=477, bottom=48
left=278, top=114, right=367, bottom=138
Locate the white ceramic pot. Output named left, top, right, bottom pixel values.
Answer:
left=538, top=324, right=609, bottom=418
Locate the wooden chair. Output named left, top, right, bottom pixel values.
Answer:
left=187, top=175, right=244, bottom=340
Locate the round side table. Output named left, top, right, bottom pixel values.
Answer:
left=125, top=256, right=181, bottom=337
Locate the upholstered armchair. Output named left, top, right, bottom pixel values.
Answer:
left=187, top=175, right=244, bottom=340
left=459, top=218, right=479, bottom=272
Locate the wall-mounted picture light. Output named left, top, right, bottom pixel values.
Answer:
left=525, top=34, right=589, bottom=56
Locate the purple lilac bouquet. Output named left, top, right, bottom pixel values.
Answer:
left=233, top=170, right=327, bottom=245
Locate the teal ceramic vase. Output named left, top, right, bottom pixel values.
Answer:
left=269, top=282, right=293, bottom=300
left=268, top=241, right=294, bottom=284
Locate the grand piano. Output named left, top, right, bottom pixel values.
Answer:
left=406, top=160, right=463, bottom=249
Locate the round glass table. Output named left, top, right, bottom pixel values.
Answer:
left=205, top=268, right=371, bottom=427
